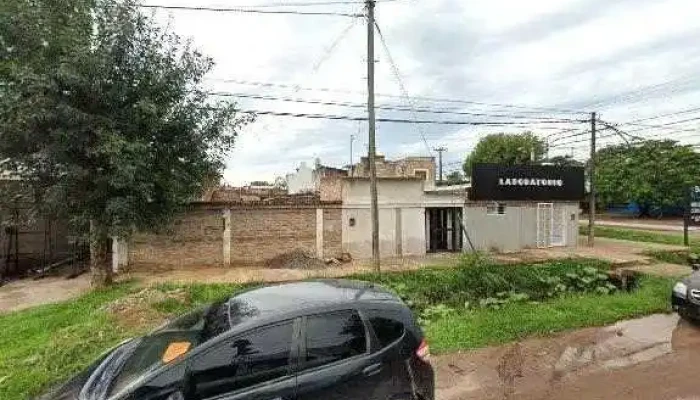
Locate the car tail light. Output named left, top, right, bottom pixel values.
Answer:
left=415, top=339, right=430, bottom=361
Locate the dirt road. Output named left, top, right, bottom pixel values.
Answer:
left=433, top=313, right=700, bottom=400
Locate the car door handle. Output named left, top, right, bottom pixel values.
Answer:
left=363, top=363, right=382, bottom=377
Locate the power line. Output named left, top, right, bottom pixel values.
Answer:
left=208, top=91, right=585, bottom=121
left=206, top=78, right=588, bottom=115
left=373, top=19, right=432, bottom=155
left=623, top=106, right=700, bottom=124
left=139, top=4, right=361, bottom=16
left=238, top=108, right=588, bottom=125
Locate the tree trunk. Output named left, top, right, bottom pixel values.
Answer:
left=90, top=219, right=112, bottom=288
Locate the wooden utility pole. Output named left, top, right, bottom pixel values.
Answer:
left=434, top=146, right=447, bottom=182
left=588, top=112, right=596, bottom=246
left=366, top=0, right=380, bottom=271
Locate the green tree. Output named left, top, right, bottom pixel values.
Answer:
left=0, top=0, right=253, bottom=286
left=545, top=155, right=584, bottom=167
left=445, top=170, right=464, bottom=184
left=463, top=132, right=546, bottom=176
left=596, top=140, right=700, bottom=216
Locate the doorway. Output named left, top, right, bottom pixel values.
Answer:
left=426, top=207, right=463, bottom=252
left=537, top=203, right=566, bottom=248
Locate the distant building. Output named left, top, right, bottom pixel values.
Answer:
left=286, top=159, right=348, bottom=194
left=351, top=155, right=436, bottom=187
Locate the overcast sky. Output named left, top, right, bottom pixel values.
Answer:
left=146, top=0, right=700, bottom=184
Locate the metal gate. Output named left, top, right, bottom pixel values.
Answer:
left=537, top=203, right=566, bottom=248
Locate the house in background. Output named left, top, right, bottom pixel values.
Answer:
left=351, top=155, right=436, bottom=186
left=286, top=159, right=348, bottom=194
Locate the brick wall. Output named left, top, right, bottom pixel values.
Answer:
left=230, top=208, right=317, bottom=264
left=354, top=156, right=436, bottom=182
left=323, top=208, right=342, bottom=258
left=319, top=177, right=343, bottom=202
left=129, top=209, right=224, bottom=268
left=127, top=204, right=344, bottom=268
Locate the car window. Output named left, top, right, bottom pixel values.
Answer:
left=304, top=310, right=367, bottom=369
left=190, top=321, right=294, bottom=399
left=365, top=309, right=405, bottom=348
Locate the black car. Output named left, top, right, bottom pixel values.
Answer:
left=672, top=263, right=700, bottom=319
left=39, top=279, right=434, bottom=400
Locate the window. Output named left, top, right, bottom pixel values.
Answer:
left=486, top=202, right=506, bottom=215
left=304, top=310, right=366, bottom=368
left=190, top=321, right=294, bottom=399
left=365, top=310, right=405, bottom=348
left=414, top=169, right=428, bottom=180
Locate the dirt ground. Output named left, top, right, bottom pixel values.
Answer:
left=433, top=313, right=700, bottom=400
left=0, top=274, right=91, bottom=313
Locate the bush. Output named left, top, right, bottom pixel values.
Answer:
left=353, top=258, right=616, bottom=323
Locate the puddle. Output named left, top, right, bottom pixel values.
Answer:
left=435, top=313, right=700, bottom=400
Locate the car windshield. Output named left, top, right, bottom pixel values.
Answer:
left=84, top=301, right=230, bottom=400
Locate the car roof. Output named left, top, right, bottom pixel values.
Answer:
left=225, top=279, right=401, bottom=328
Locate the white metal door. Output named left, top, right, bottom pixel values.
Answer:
left=550, top=205, right=566, bottom=247
left=537, top=203, right=553, bottom=248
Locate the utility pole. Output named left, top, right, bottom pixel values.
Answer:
left=349, top=134, right=355, bottom=177
left=588, top=112, right=596, bottom=246
left=366, top=0, right=380, bottom=271
left=434, top=146, right=447, bottom=182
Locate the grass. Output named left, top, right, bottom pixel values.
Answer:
left=425, top=275, right=673, bottom=352
left=580, top=225, right=699, bottom=247
left=0, top=259, right=676, bottom=398
left=644, top=249, right=693, bottom=265
left=0, top=282, right=249, bottom=400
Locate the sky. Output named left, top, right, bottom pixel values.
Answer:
left=145, top=0, right=700, bottom=184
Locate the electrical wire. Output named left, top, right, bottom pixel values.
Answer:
left=238, top=108, right=588, bottom=125
left=208, top=92, right=588, bottom=122
left=205, top=78, right=588, bottom=116
left=139, top=4, right=361, bottom=16
left=373, top=19, right=432, bottom=155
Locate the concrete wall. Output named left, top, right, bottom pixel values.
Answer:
left=464, top=201, right=579, bottom=252
left=341, top=179, right=427, bottom=258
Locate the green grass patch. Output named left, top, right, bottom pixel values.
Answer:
left=425, top=275, right=673, bottom=353
left=0, top=283, right=140, bottom=399
left=579, top=225, right=697, bottom=247
left=0, top=282, right=251, bottom=399
left=643, top=249, right=693, bottom=265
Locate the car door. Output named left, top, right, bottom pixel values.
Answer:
left=295, top=310, right=388, bottom=400
left=187, top=318, right=300, bottom=400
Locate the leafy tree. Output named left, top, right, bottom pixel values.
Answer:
left=0, top=0, right=253, bottom=286
left=445, top=170, right=464, bottom=184
left=249, top=180, right=272, bottom=187
left=596, top=140, right=700, bottom=216
left=463, top=132, right=546, bottom=176
left=544, top=155, right=584, bottom=167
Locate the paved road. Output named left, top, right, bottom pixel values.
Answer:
left=434, top=314, right=700, bottom=400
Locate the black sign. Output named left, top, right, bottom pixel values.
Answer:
left=689, top=186, right=700, bottom=226
left=470, top=164, right=585, bottom=201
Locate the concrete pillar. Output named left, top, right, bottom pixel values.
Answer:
left=316, top=208, right=324, bottom=259
left=395, top=208, right=402, bottom=256
left=111, top=237, right=128, bottom=273
left=222, top=209, right=231, bottom=267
